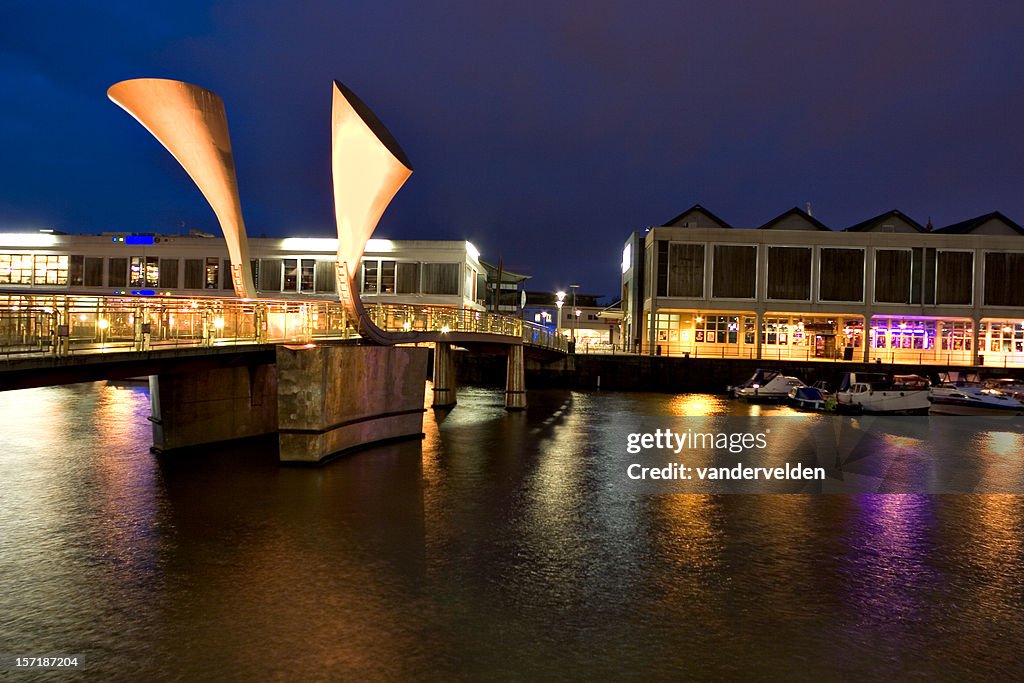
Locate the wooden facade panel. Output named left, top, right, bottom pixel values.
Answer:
left=767, top=247, right=811, bottom=300
left=874, top=250, right=911, bottom=303
left=984, top=252, right=1024, bottom=306
left=936, top=251, right=973, bottom=305
left=819, top=248, right=863, bottom=301
left=667, top=243, right=704, bottom=297
left=712, top=245, right=756, bottom=298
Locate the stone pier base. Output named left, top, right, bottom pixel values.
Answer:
left=277, top=344, right=429, bottom=464
left=505, top=344, right=527, bottom=410
left=149, top=364, right=278, bottom=453
left=432, top=341, right=457, bottom=407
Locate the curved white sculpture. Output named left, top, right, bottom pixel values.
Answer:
left=330, top=80, right=413, bottom=338
left=108, top=78, right=257, bottom=298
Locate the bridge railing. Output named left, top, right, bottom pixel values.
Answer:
left=0, top=293, right=566, bottom=359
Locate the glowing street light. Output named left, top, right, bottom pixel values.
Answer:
left=555, top=290, right=566, bottom=337
left=569, top=284, right=580, bottom=344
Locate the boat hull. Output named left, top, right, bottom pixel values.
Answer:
left=836, top=391, right=931, bottom=416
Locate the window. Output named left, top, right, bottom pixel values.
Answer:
left=222, top=259, right=233, bottom=290
left=159, top=259, right=179, bottom=289
left=984, top=253, right=1024, bottom=306
left=314, top=260, right=335, bottom=292
left=767, top=247, right=811, bottom=300
left=260, top=259, right=282, bottom=292
left=284, top=259, right=298, bottom=291
left=84, top=258, right=103, bottom=287
left=32, top=255, right=68, bottom=286
left=463, top=265, right=476, bottom=300
left=819, top=248, right=864, bottom=302
left=184, top=259, right=204, bottom=289
left=712, top=245, right=756, bottom=298
left=422, top=263, right=459, bottom=295
left=396, top=263, right=419, bottom=294
left=381, top=261, right=396, bottom=294
left=0, top=254, right=34, bottom=284
left=130, top=256, right=145, bottom=287
left=935, top=251, right=972, bottom=305
left=70, top=255, right=84, bottom=286
left=250, top=259, right=260, bottom=290
left=108, top=258, right=128, bottom=287
left=874, top=250, right=911, bottom=303
left=667, top=243, right=704, bottom=297
left=361, top=259, right=378, bottom=293
left=130, top=256, right=159, bottom=287
left=205, top=257, right=219, bottom=289
left=300, top=259, right=314, bottom=292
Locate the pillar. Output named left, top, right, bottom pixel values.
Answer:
left=754, top=311, right=763, bottom=361
left=277, top=345, right=429, bottom=464
left=432, top=341, right=457, bottom=407
left=505, top=344, right=527, bottom=411
left=971, top=314, right=982, bottom=367
left=149, top=363, right=278, bottom=453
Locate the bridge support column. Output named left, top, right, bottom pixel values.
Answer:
left=432, top=342, right=457, bottom=407
left=505, top=344, right=527, bottom=411
left=277, top=345, right=428, bottom=464
left=149, top=364, right=278, bottom=453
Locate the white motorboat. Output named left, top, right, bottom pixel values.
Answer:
left=731, top=369, right=805, bottom=402
left=982, top=378, right=1024, bottom=402
left=835, top=372, right=930, bottom=415
left=929, top=373, right=1024, bottom=415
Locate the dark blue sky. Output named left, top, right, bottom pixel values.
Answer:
left=3, top=1, right=1024, bottom=297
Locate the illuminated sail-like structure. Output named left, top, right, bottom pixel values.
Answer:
left=330, top=80, right=414, bottom=342
left=108, top=78, right=257, bottom=298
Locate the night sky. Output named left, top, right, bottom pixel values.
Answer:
left=3, top=1, right=1024, bottom=298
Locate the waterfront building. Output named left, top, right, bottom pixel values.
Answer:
left=481, top=261, right=530, bottom=316
left=622, top=205, right=1024, bottom=368
left=522, top=291, right=620, bottom=350
left=0, top=232, right=486, bottom=310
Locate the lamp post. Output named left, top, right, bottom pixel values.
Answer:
left=570, top=284, right=580, bottom=344
left=555, top=290, right=566, bottom=338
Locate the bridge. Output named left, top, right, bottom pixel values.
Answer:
left=0, top=77, right=570, bottom=463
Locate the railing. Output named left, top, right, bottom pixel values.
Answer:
left=0, top=293, right=567, bottom=360
left=363, top=303, right=566, bottom=351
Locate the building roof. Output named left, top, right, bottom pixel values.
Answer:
left=758, top=207, right=831, bottom=231
left=934, top=211, right=1024, bottom=235
left=480, top=260, right=531, bottom=282
left=662, top=204, right=732, bottom=229
left=844, top=209, right=925, bottom=233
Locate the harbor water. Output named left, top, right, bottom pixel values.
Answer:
left=1, top=382, right=1023, bottom=679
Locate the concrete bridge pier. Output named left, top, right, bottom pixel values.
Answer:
left=149, top=363, right=278, bottom=453
left=432, top=341, right=457, bottom=407
left=277, top=344, right=428, bottom=463
left=505, top=344, right=527, bottom=411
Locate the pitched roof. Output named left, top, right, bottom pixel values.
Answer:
left=934, top=211, right=1024, bottom=235
left=662, top=204, right=732, bottom=229
left=844, top=209, right=925, bottom=233
left=758, top=207, right=831, bottom=231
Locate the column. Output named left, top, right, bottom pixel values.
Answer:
left=432, top=341, right=457, bottom=407
left=505, top=344, right=527, bottom=411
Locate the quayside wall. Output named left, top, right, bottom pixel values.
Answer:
left=454, top=354, right=1023, bottom=394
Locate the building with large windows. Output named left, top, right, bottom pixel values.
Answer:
left=623, top=205, right=1024, bottom=368
left=0, top=232, right=487, bottom=310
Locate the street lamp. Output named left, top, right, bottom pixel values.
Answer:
left=569, top=284, right=580, bottom=344
left=555, top=290, right=566, bottom=337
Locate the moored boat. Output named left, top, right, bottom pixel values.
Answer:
left=788, top=385, right=827, bottom=411
left=835, top=372, right=930, bottom=415
left=982, top=378, right=1024, bottom=402
left=731, top=369, right=805, bottom=402
left=929, top=373, right=1024, bottom=415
